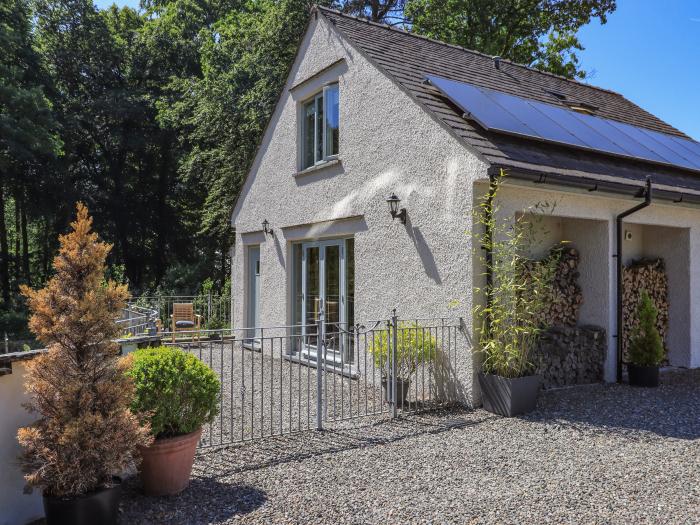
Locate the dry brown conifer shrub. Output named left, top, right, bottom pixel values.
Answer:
left=18, top=203, right=152, bottom=497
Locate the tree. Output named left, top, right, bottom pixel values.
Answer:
left=628, top=290, right=664, bottom=367
left=338, top=0, right=407, bottom=22
left=160, top=0, right=325, bottom=287
left=0, top=0, right=61, bottom=166
left=404, top=0, right=617, bottom=79
left=17, top=203, right=151, bottom=497
left=0, top=0, right=62, bottom=304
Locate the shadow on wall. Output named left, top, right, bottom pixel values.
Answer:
left=408, top=224, right=441, bottom=284
left=432, top=318, right=475, bottom=406
left=272, top=234, right=285, bottom=269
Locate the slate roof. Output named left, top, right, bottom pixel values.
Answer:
left=318, top=7, right=700, bottom=194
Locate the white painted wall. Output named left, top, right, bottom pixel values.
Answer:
left=231, top=15, right=488, bottom=405
left=0, top=363, right=43, bottom=525
left=642, top=225, right=691, bottom=366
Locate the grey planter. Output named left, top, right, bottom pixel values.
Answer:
left=381, top=377, right=411, bottom=407
left=478, top=372, right=541, bottom=417
left=628, top=364, right=659, bottom=387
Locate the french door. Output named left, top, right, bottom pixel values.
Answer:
left=297, top=239, right=352, bottom=361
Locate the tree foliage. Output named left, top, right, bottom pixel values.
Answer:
left=405, top=0, right=616, bottom=78
left=17, top=203, right=151, bottom=497
left=368, top=321, right=437, bottom=380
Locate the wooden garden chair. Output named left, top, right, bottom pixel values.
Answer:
left=171, top=303, right=202, bottom=343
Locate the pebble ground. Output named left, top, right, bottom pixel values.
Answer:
left=121, top=369, right=700, bottom=524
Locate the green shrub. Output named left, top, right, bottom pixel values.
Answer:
left=628, top=291, right=664, bottom=367
left=368, top=322, right=438, bottom=380
left=125, top=346, right=221, bottom=438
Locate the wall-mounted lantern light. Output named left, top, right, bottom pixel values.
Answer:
left=386, top=193, right=407, bottom=224
left=262, top=219, right=273, bottom=237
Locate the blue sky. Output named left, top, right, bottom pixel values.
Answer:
left=96, top=0, right=699, bottom=140
left=578, top=0, right=700, bottom=140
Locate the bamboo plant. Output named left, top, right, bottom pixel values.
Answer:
left=471, top=171, right=559, bottom=378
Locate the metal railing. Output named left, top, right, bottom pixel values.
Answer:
left=162, top=310, right=468, bottom=449
left=129, top=294, right=231, bottom=331
left=117, top=304, right=159, bottom=338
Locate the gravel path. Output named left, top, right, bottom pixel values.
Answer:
left=121, top=369, right=700, bottom=524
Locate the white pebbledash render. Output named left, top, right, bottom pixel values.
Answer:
left=230, top=8, right=700, bottom=406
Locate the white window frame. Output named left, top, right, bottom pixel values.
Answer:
left=292, top=238, right=353, bottom=363
left=301, top=83, right=339, bottom=170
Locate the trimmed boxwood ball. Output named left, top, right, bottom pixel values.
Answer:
left=125, top=346, right=220, bottom=438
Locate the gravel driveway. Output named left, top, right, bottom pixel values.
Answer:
left=121, top=369, right=700, bottom=524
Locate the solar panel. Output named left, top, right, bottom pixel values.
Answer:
left=669, top=135, right=700, bottom=165
left=651, top=132, right=700, bottom=167
left=484, top=88, right=589, bottom=148
left=534, top=102, right=630, bottom=156
left=425, top=74, right=700, bottom=172
left=427, top=76, right=533, bottom=135
left=615, top=122, right=693, bottom=169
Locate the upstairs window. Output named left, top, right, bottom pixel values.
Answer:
left=302, top=83, right=339, bottom=169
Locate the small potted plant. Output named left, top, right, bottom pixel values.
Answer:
left=368, top=322, right=437, bottom=406
left=627, top=290, right=664, bottom=387
left=125, top=346, right=220, bottom=496
left=18, top=204, right=151, bottom=525
left=471, top=172, right=558, bottom=417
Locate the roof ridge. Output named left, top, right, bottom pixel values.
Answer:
left=315, top=6, right=624, bottom=98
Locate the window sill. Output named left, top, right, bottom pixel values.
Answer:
left=294, top=158, right=342, bottom=178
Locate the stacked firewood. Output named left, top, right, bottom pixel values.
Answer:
left=523, top=245, right=582, bottom=328
left=622, top=258, right=669, bottom=357
left=532, top=325, right=606, bottom=388
left=522, top=244, right=607, bottom=387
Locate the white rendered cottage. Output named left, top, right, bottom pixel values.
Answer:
left=231, top=7, right=700, bottom=405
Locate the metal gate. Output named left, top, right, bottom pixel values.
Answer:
left=168, top=310, right=468, bottom=449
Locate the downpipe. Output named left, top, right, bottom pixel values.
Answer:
left=483, top=172, right=497, bottom=337
left=615, top=177, right=652, bottom=382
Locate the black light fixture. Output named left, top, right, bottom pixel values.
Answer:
left=385, top=193, right=407, bottom=224
left=262, top=219, right=273, bottom=236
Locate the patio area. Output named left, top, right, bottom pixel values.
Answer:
left=120, top=368, right=700, bottom=524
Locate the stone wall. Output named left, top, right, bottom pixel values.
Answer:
left=532, top=325, right=606, bottom=389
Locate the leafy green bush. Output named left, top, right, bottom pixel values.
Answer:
left=628, top=291, right=664, bottom=367
left=125, top=346, right=221, bottom=438
left=368, top=322, right=438, bottom=380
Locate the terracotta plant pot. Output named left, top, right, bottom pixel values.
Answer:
left=139, top=428, right=202, bottom=496
left=43, top=478, right=121, bottom=525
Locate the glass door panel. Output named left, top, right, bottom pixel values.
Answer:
left=297, top=239, right=353, bottom=362
left=324, top=244, right=341, bottom=352
left=304, top=246, right=320, bottom=347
